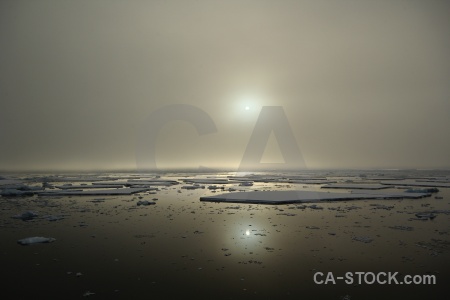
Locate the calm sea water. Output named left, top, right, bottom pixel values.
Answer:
left=1, top=170, right=449, bottom=299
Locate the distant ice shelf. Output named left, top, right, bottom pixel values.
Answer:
left=200, top=190, right=431, bottom=204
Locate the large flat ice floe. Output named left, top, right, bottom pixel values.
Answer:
left=182, top=178, right=240, bottom=184
left=0, top=179, right=24, bottom=186
left=38, top=187, right=152, bottom=196
left=200, top=190, right=431, bottom=204
left=321, top=183, right=388, bottom=190
left=380, top=180, right=450, bottom=188
left=92, top=180, right=179, bottom=186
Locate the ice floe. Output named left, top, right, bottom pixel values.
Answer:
left=12, top=211, right=38, bottom=221
left=1, top=188, right=40, bottom=196
left=352, top=236, right=373, bottom=243
left=389, top=226, right=414, bottom=231
left=182, top=178, right=239, bottom=184
left=414, top=213, right=437, bottom=220
left=0, top=179, right=24, bottom=186
left=55, top=184, right=128, bottom=189
left=38, top=187, right=152, bottom=196
left=181, top=185, right=205, bottom=190
left=17, top=236, right=56, bottom=245
left=405, top=188, right=439, bottom=193
left=380, top=180, right=450, bottom=188
left=44, top=215, right=66, bottom=221
left=321, top=183, right=388, bottom=190
left=137, top=200, right=156, bottom=206
left=92, top=180, right=178, bottom=186
left=200, top=190, right=431, bottom=204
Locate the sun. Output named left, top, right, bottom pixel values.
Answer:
left=240, top=94, right=259, bottom=111
left=232, top=93, right=262, bottom=118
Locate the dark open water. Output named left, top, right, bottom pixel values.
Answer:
left=1, top=170, right=449, bottom=299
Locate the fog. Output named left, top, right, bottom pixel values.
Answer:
left=1, top=0, right=449, bottom=171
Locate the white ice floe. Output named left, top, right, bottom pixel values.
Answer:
left=55, top=184, right=130, bottom=189
left=380, top=180, right=450, bottom=188
left=322, top=183, right=388, bottom=190
left=0, top=179, right=23, bottom=186
left=405, top=188, right=439, bottom=193
left=38, top=187, right=151, bottom=196
left=44, top=215, right=66, bottom=221
left=182, top=179, right=239, bottom=184
left=352, top=236, right=373, bottom=243
left=414, top=213, right=437, bottom=220
left=12, top=211, right=38, bottom=221
left=389, top=226, right=414, bottom=231
left=200, top=190, right=431, bottom=204
left=349, top=189, right=431, bottom=198
left=137, top=200, right=156, bottom=206
left=17, top=236, right=56, bottom=245
left=284, top=180, right=337, bottom=184
left=83, top=291, right=95, bottom=297
left=181, top=185, right=205, bottom=190
left=92, top=180, right=178, bottom=186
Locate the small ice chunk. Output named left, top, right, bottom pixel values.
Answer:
left=208, top=185, right=221, bottom=190
left=44, top=215, right=65, bottom=222
left=389, top=226, right=414, bottom=231
left=12, top=211, right=38, bottom=221
left=181, top=185, right=204, bottom=190
left=414, top=213, right=436, bottom=220
left=137, top=200, right=156, bottom=206
left=309, top=204, right=323, bottom=210
left=352, top=236, right=373, bottom=243
left=369, top=204, right=394, bottom=210
left=277, top=213, right=296, bottom=216
left=17, top=236, right=56, bottom=245
left=306, top=226, right=320, bottom=229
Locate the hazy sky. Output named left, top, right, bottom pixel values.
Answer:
left=1, top=0, right=449, bottom=171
